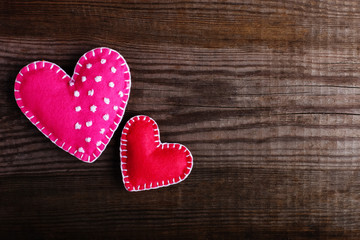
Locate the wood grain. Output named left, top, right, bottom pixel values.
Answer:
left=2, top=0, right=360, bottom=239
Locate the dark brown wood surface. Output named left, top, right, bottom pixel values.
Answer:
left=2, top=0, right=360, bottom=239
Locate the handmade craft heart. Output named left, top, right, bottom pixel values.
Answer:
left=14, top=47, right=131, bottom=163
left=120, top=115, right=193, bottom=192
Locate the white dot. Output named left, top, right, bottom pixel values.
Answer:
left=95, top=76, right=102, bottom=82
left=96, top=141, right=102, bottom=146
left=75, top=106, right=81, bottom=112
left=100, top=128, right=105, bottom=134
left=103, top=114, right=109, bottom=121
left=104, top=98, right=110, bottom=104
left=113, top=106, right=118, bottom=111
left=118, top=91, right=124, bottom=97
left=101, top=59, right=106, bottom=64
left=74, top=91, right=80, bottom=97
left=86, top=121, right=92, bottom=127
left=85, top=137, right=91, bottom=143
left=78, top=147, right=85, bottom=153
left=86, top=63, right=92, bottom=69
left=82, top=76, right=86, bottom=82
left=109, top=82, right=114, bottom=88
left=111, top=67, right=116, bottom=73
left=69, top=81, right=74, bottom=86
left=90, top=105, right=97, bottom=113
left=88, top=89, right=94, bottom=96
left=75, top=122, right=81, bottom=129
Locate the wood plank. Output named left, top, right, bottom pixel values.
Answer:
left=2, top=0, right=360, bottom=239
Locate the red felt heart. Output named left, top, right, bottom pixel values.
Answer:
left=120, top=115, right=193, bottom=192
left=14, top=47, right=131, bottom=163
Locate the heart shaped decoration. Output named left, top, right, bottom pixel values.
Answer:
left=120, top=115, right=193, bottom=192
left=14, top=47, right=131, bottom=163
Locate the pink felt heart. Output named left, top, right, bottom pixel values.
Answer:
left=14, top=47, right=131, bottom=163
left=120, top=115, right=193, bottom=192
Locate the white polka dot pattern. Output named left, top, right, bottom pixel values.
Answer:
left=68, top=48, right=130, bottom=162
left=15, top=47, right=131, bottom=163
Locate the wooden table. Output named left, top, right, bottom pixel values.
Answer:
left=1, top=0, right=360, bottom=239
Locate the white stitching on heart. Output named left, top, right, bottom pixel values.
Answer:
left=74, top=91, right=80, bottom=97
left=119, top=115, right=193, bottom=192
left=75, top=106, right=81, bottom=112
left=86, top=121, right=92, bottom=127
left=82, top=76, right=86, bottom=82
left=14, top=47, right=132, bottom=164
left=109, top=82, right=114, bottom=88
left=86, top=63, right=92, bottom=69
left=88, top=89, right=94, bottom=96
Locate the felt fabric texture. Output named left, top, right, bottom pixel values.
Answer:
left=14, top=47, right=131, bottom=163
left=120, top=115, right=193, bottom=192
